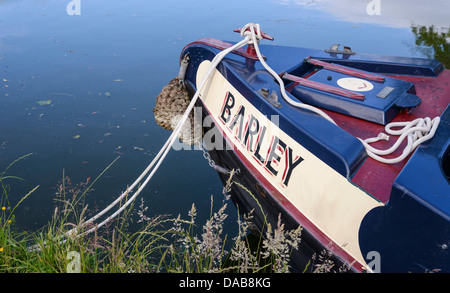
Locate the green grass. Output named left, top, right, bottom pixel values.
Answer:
left=0, top=155, right=313, bottom=273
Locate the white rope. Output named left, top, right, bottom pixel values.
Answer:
left=358, top=117, right=441, bottom=164
left=240, top=23, right=337, bottom=125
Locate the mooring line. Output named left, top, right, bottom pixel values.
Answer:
left=28, top=30, right=253, bottom=251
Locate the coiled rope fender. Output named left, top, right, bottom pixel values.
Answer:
left=28, top=23, right=441, bottom=251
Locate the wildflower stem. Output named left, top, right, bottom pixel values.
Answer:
left=9, top=185, right=39, bottom=219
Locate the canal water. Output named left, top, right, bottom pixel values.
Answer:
left=1, top=0, right=449, bottom=236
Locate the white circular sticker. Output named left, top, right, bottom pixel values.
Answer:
left=337, top=77, right=374, bottom=92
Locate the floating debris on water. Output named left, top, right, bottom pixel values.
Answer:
left=50, top=92, right=77, bottom=99
left=36, top=100, right=52, bottom=106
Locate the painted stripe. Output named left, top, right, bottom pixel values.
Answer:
left=305, top=57, right=386, bottom=82
left=181, top=38, right=263, bottom=60
left=281, top=72, right=366, bottom=100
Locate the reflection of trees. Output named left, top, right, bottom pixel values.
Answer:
left=411, top=25, right=450, bottom=69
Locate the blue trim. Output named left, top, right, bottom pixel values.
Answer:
left=393, top=104, right=450, bottom=221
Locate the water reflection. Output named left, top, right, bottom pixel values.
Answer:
left=411, top=25, right=450, bottom=68
left=281, top=0, right=450, bottom=30
left=276, top=0, right=450, bottom=66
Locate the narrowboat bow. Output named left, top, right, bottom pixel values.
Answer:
left=168, top=25, right=450, bottom=273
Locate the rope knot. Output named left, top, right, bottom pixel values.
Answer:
left=240, top=23, right=263, bottom=44
left=377, top=133, right=390, bottom=141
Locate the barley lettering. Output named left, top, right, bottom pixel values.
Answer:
left=219, top=91, right=304, bottom=186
